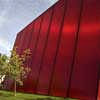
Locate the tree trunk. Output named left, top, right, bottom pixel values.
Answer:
left=14, top=79, right=16, bottom=96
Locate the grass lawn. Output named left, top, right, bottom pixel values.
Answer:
left=0, top=90, right=77, bottom=100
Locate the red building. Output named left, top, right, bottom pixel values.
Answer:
left=13, top=0, right=100, bottom=99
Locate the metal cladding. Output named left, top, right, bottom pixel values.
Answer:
left=13, top=0, right=100, bottom=99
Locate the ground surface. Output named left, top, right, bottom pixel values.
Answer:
left=0, top=90, right=77, bottom=100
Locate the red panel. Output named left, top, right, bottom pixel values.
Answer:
left=20, top=23, right=33, bottom=51
left=29, top=9, right=53, bottom=93
left=23, top=17, right=42, bottom=92
left=16, top=17, right=42, bottom=92
left=14, top=22, right=34, bottom=62
left=69, top=0, right=100, bottom=100
left=36, top=0, right=65, bottom=95
left=16, top=22, right=34, bottom=92
left=13, top=0, right=100, bottom=99
left=13, top=33, right=22, bottom=53
left=25, top=22, right=34, bottom=51
left=14, top=33, right=20, bottom=47
left=16, top=32, right=25, bottom=54
left=50, top=0, right=81, bottom=97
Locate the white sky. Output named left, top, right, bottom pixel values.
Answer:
left=0, top=0, right=58, bottom=55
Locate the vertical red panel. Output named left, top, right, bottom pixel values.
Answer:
left=21, top=22, right=34, bottom=92
left=21, top=22, right=34, bottom=93
left=29, top=9, right=52, bottom=93
left=25, top=22, right=34, bottom=51
left=17, top=31, right=25, bottom=54
left=19, top=23, right=33, bottom=51
left=15, top=31, right=24, bottom=54
left=13, top=33, right=22, bottom=53
left=14, top=33, right=20, bottom=47
left=50, top=0, right=81, bottom=97
left=28, top=17, right=42, bottom=69
left=69, top=0, right=100, bottom=100
left=16, top=23, right=34, bottom=92
left=17, top=17, right=42, bottom=92
left=23, top=17, right=42, bottom=92
left=24, top=22, right=34, bottom=49
left=36, top=0, right=65, bottom=95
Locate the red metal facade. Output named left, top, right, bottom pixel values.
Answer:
left=13, top=0, right=100, bottom=99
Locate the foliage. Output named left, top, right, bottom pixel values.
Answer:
left=0, top=54, right=8, bottom=76
left=0, top=47, right=31, bottom=96
left=0, top=54, right=8, bottom=87
left=7, top=47, right=31, bottom=86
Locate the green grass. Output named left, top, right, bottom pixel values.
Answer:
left=0, top=90, right=77, bottom=100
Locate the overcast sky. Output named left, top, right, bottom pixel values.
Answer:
left=0, top=0, right=58, bottom=55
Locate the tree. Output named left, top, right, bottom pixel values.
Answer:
left=0, top=48, right=31, bottom=96
left=0, top=54, right=8, bottom=87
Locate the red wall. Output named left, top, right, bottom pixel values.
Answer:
left=13, top=0, right=100, bottom=99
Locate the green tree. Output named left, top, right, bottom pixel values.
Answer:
left=0, top=48, right=31, bottom=96
left=8, top=48, right=31, bottom=96
left=0, top=54, right=8, bottom=87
